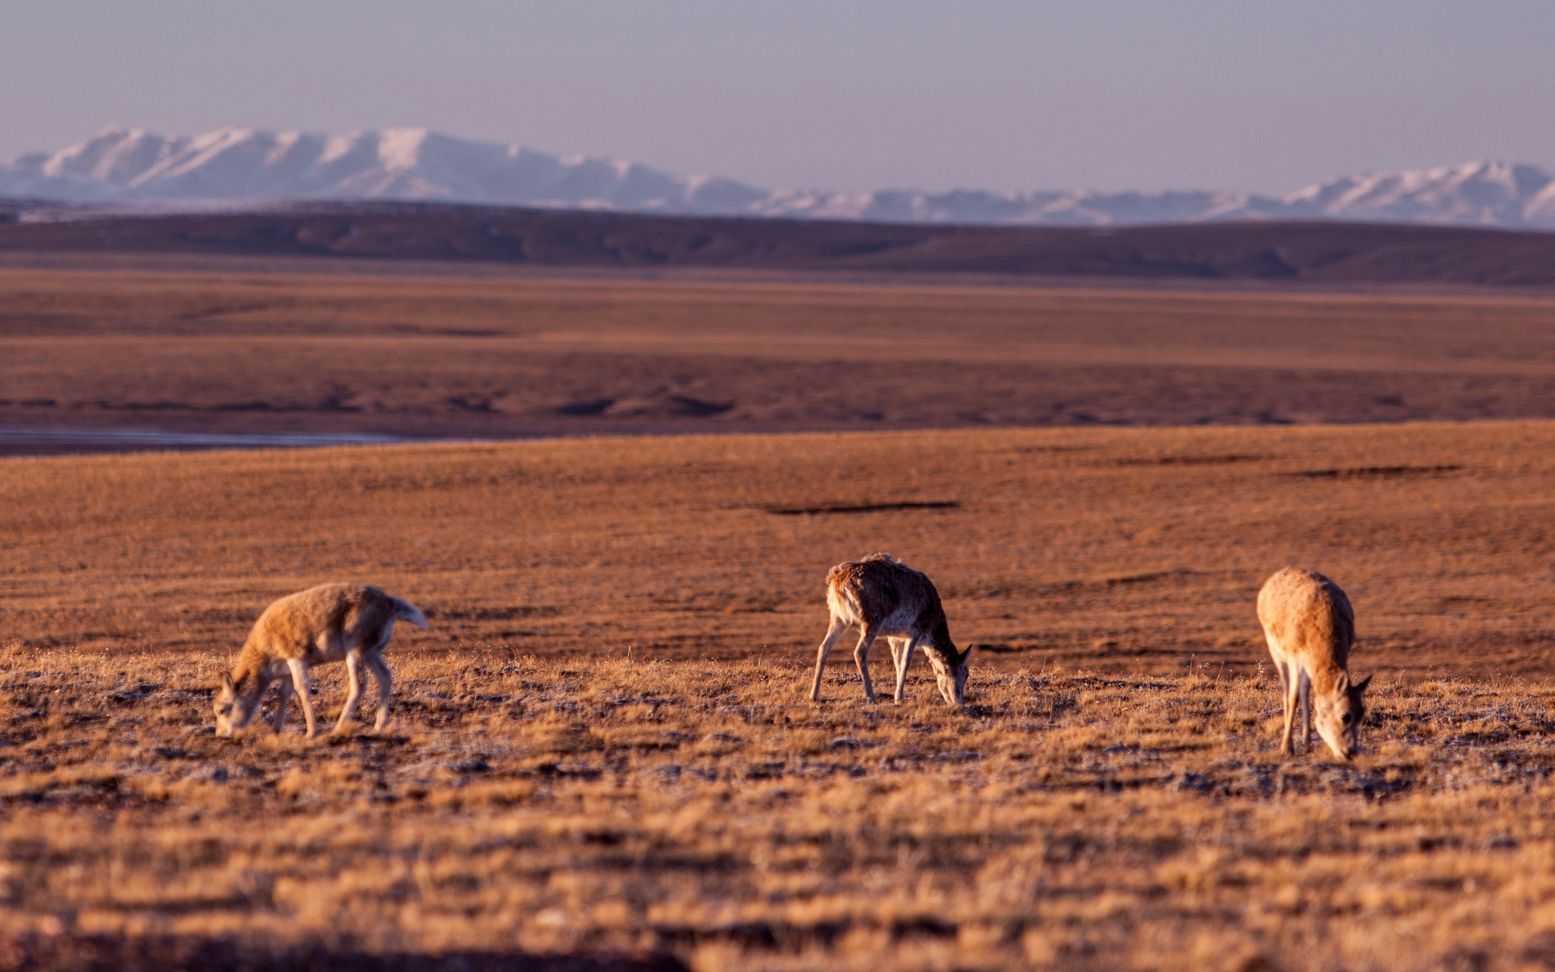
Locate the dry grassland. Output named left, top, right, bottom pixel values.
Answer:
left=7, top=651, right=1555, bottom=972
left=5, top=267, right=1555, bottom=449
left=3, top=420, right=1552, bottom=674
left=2, top=422, right=1555, bottom=969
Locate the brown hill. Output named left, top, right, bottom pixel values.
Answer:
left=6, top=202, right=1555, bottom=286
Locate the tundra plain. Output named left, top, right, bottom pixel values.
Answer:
left=4, top=421, right=1555, bottom=969
left=6, top=267, right=1555, bottom=454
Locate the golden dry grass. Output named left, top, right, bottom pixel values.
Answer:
left=6, top=651, right=1555, bottom=971
left=3, top=422, right=1555, bottom=969
left=3, top=420, right=1553, bottom=674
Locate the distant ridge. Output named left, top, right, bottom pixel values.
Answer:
left=6, top=201, right=1555, bottom=287
left=5, top=126, right=1555, bottom=230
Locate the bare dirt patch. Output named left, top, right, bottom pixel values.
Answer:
left=762, top=500, right=962, bottom=516
left=1289, top=464, right=1464, bottom=480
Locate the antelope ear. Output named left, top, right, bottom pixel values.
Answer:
left=1353, top=674, right=1373, bottom=696
left=221, top=672, right=234, bottom=692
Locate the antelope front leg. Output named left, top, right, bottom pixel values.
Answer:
left=1271, top=655, right=1288, bottom=754
left=1299, top=672, right=1313, bottom=756
left=1268, top=639, right=1288, bottom=755
left=892, top=638, right=918, bottom=704
left=853, top=628, right=880, bottom=703
left=888, top=638, right=905, bottom=702
left=810, top=619, right=847, bottom=702
left=366, top=654, right=393, bottom=732
left=270, top=680, right=290, bottom=734
left=332, top=651, right=364, bottom=735
left=1279, top=663, right=1299, bottom=758
left=286, top=658, right=319, bottom=739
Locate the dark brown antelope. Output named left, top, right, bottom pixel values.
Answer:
left=811, top=553, right=971, bottom=708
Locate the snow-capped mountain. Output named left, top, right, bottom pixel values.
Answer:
left=0, top=127, right=771, bottom=215
left=5, top=126, right=1555, bottom=230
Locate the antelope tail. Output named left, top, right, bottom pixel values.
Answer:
left=392, top=597, right=430, bottom=630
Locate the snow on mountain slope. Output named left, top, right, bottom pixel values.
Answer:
left=4, top=126, right=1555, bottom=229
left=1286, top=160, right=1553, bottom=226
left=0, top=126, right=747, bottom=212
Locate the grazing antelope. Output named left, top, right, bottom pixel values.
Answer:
left=1257, top=567, right=1372, bottom=760
left=213, top=583, right=428, bottom=738
left=811, top=553, right=971, bottom=708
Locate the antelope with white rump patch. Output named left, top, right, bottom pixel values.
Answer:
left=1256, top=567, right=1372, bottom=760
left=811, top=553, right=972, bottom=708
left=214, top=583, right=429, bottom=738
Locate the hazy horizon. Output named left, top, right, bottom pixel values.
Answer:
left=7, top=0, right=1555, bottom=195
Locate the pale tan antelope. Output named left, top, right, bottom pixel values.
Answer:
left=811, top=553, right=971, bottom=708
left=1257, top=567, right=1372, bottom=760
left=214, top=583, right=429, bottom=738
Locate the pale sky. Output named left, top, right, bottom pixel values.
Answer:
left=6, top=0, right=1554, bottom=194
